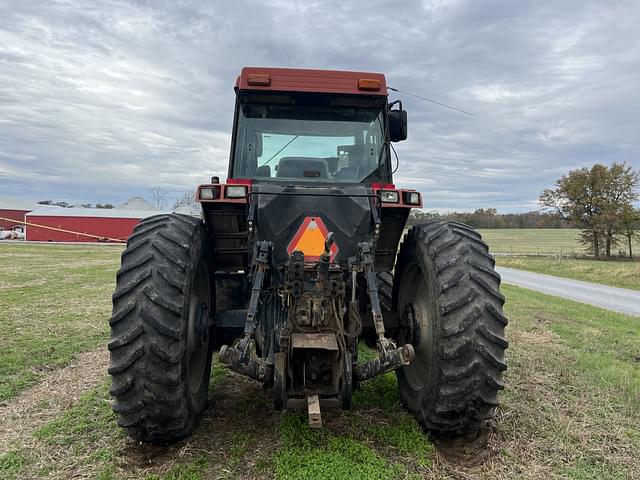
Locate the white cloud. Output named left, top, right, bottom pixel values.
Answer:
left=0, top=0, right=638, bottom=210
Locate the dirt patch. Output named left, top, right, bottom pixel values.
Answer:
left=514, top=329, right=560, bottom=346
left=105, top=372, right=279, bottom=479
left=0, top=347, right=108, bottom=452
left=433, top=428, right=494, bottom=468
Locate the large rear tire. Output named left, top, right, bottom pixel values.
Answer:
left=108, top=213, right=214, bottom=443
left=393, top=221, right=508, bottom=434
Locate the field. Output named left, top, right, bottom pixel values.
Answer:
left=477, top=228, right=640, bottom=256
left=1, top=243, right=639, bottom=479
left=496, top=257, right=640, bottom=291
left=0, top=244, right=121, bottom=401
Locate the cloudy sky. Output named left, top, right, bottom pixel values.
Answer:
left=1, top=0, right=639, bottom=212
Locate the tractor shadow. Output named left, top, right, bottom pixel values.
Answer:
left=114, top=366, right=500, bottom=477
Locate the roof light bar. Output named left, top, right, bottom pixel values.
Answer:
left=358, top=78, right=381, bottom=91
left=247, top=73, right=271, bottom=86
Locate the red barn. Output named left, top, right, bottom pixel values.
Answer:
left=25, top=208, right=167, bottom=242
left=0, top=199, right=36, bottom=231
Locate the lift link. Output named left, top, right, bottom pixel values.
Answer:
left=359, top=243, right=387, bottom=347
left=218, top=344, right=272, bottom=383
left=357, top=242, right=416, bottom=378
left=238, top=240, right=272, bottom=357
left=355, top=344, right=415, bottom=381
left=219, top=241, right=274, bottom=380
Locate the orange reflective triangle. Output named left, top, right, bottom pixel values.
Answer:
left=287, top=216, right=338, bottom=261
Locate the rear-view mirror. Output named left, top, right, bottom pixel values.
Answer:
left=389, top=109, right=408, bottom=142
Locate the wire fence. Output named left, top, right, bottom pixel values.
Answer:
left=492, top=247, right=580, bottom=258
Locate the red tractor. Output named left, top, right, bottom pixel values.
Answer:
left=108, top=67, right=507, bottom=443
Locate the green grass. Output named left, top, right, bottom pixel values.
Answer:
left=496, top=256, right=640, bottom=290
left=478, top=228, right=640, bottom=256
left=0, top=450, right=29, bottom=480
left=273, top=414, right=403, bottom=480
left=33, top=382, right=118, bottom=445
left=364, top=415, right=433, bottom=467
left=0, top=244, right=121, bottom=400
left=0, top=381, right=123, bottom=479
left=501, top=285, right=640, bottom=478
left=144, top=456, right=210, bottom=480
left=2, top=244, right=640, bottom=478
left=504, top=285, right=640, bottom=411
left=560, top=459, right=628, bottom=480
left=27, top=382, right=125, bottom=477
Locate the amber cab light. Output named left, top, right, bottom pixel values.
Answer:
left=247, top=73, right=271, bottom=86
left=358, top=78, right=381, bottom=91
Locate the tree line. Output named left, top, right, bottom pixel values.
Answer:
left=407, top=209, right=568, bottom=229
left=409, top=162, right=639, bottom=258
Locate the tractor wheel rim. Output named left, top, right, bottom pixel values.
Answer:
left=398, top=263, right=432, bottom=392
left=187, top=258, right=210, bottom=395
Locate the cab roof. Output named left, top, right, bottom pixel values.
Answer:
left=236, top=67, right=387, bottom=96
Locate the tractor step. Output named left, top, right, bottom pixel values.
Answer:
left=307, top=394, right=322, bottom=429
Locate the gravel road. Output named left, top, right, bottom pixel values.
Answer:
left=496, top=266, right=640, bottom=317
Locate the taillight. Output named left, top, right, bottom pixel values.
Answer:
left=403, top=191, right=421, bottom=205
left=225, top=185, right=248, bottom=198
left=199, top=185, right=220, bottom=200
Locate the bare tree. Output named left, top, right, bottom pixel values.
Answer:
left=173, top=190, right=200, bottom=216
left=151, top=187, right=168, bottom=210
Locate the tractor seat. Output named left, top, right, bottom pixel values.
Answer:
left=276, top=157, right=329, bottom=179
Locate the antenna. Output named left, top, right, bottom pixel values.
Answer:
left=387, top=87, right=474, bottom=117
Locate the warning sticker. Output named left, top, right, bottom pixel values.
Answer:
left=286, top=216, right=338, bottom=262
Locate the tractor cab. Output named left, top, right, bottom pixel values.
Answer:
left=230, top=68, right=407, bottom=185
left=197, top=68, right=419, bottom=271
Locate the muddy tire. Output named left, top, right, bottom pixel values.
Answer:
left=108, top=213, right=214, bottom=443
left=393, top=221, right=507, bottom=434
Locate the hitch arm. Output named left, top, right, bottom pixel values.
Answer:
left=359, top=243, right=386, bottom=341
left=238, top=240, right=272, bottom=355
left=220, top=241, right=274, bottom=380
left=357, top=242, right=414, bottom=376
